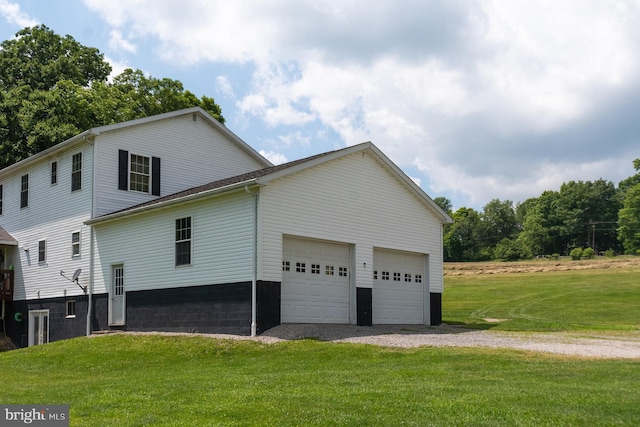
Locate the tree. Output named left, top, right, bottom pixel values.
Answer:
left=618, top=164, right=640, bottom=254
left=494, top=237, right=532, bottom=261
left=443, top=207, right=483, bottom=261
left=0, top=26, right=225, bottom=169
left=433, top=196, right=452, bottom=214
left=480, top=199, right=517, bottom=247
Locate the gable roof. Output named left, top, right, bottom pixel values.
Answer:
left=0, top=107, right=271, bottom=178
left=0, top=226, right=18, bottom=246
left=86, top=142, right=453, bottom=225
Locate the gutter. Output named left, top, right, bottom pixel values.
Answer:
left=85, top=179, right=259, bottom=226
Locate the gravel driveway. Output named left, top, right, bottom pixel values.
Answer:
left=255, top=323, right=640, bottom=359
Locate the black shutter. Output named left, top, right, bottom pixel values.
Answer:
left=152, top=157, right=161, bottom=196
left=118, top=150, right=128, bottom=190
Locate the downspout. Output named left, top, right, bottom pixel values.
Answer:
left=245, top=185, right=258, bottom=337
left=86, top=136, right=96, bottom=336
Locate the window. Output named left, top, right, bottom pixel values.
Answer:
left=282, top=261, right=290, bottom=271
left=393, top=272, right=401, bottom=281
left=311, top=264, right=320, bottom=274
left=296, top=262, right=306, bottom=273
left=339, top=267, right=348, bottom=277
left=130, top=154, right=150, bottom=193
left=20, top=174, right=28, bottom=208
left=175, top=217, right=192, bottom=266
left=374, top=270, right=378, bottom=280
left=325, top=265, right=334, bottom=276
left=0, top=184, right=3, bottom=214
left=71, top=153, right=82, bottom=191
left=382, top=271, right=390, bottom=280
left=38, top=240, right=46, bottom=263
left=405, top=273, right=412, bottom=282
left=51, top=161, right=58, bottom=185
left=119, top=150, right=161, bottom=196
left=71, top=231, right=81, bottom=257
left=66, top=300, right=76, bottom=318
left=415, top=274, right=422, bottom=283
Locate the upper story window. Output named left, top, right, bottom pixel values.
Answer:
left=20, top=174, right=29, bottom=208
left=0, top=184, right=3, bottom=215
left=119, top=150, right=161, bottom=196
left=175, top=217, right=192, bottom=266
left=71, top=153, right=82, bottom=191
left=51, top=161, right=58, bottom=185
left=129, top=154, right=150, bottom=193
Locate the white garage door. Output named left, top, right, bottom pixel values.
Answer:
left=282, top=237, right=351, bottom=323
left=373, top=249, right=426, bottom=324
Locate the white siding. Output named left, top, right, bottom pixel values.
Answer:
left=92, top=190, right=255, bottom=294
left=93, top=114, right=267, bottom=217
left=0, top=143, right=93, bottom=300
left=260, top=151, right=445, bottom=296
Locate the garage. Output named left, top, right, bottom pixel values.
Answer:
left=281, top=237, right=351, bottom=323
left=373, top=248, right=426, bottom=324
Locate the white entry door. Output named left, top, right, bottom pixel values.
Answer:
left=28, top=310, right=49, bottom=346
left=109, top=264, right=125, bottom=325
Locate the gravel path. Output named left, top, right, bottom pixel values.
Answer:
left=118, top=324, right=640, bottom=359
left=256, top=324, right=640, bottom=359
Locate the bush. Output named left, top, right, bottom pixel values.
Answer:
left=569, top=247, right=583, bottom=260
left=583, top=247, right=595, bottom=259
left=604, top=249, right=615, bottom=258
left=551, top=253, right=560, bottom=260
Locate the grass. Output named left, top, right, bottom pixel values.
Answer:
left=1, top=334, right=639, bottom=426
left=2, top=264, right=639, bottom=425
left=443, top=266, right=640, bottom=332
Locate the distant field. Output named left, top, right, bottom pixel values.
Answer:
left=444, top=257, right=640, bottom=332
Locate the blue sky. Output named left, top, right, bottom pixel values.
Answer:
left=2, top=0, right=639, bottom=211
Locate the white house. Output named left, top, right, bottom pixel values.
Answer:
left=0, top=107, right=452, bottom=347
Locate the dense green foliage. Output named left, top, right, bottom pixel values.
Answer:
left=0, top=25, right=224, bottom=169
left=441, top=160, right=640, bottom=260
left=1, top=334, right=639, bottom=426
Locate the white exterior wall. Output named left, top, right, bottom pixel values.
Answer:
left=93, top=114, right=267, bottom=217
left=260, top=151, right=445, bottom=293
left=0, top=142, right=93, bottom=300
left=91, top=190, right=255, bottom=294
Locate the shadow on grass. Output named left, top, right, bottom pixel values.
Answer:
left=260, top=321, right=498, bottom=341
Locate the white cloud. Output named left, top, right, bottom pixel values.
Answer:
left=259, top=150, right=288, bottom=165
left=0, top=0, right=38, bottom=28
left=215, top=76, right=235, bottom=99
left=109, top=29, right=136, bottom=54
left=83, top=0, right=640, bottom=208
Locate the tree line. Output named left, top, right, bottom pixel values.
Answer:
left=0, top=25, right=224, bottom=169
left=436, top=159, right=640, bottom=261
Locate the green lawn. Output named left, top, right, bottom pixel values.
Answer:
left=2, top=265, right=639, bottom=426
left=1, top=334, right=639, bottom=426
left=444, top=267, right=640, bottom=331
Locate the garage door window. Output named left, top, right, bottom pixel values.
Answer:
left=325, top=265, right=334, bottom=275
left=311, top=264, right=320, bottom=274
left=393, top=272, right=401, bottom=281
left=405, top=274, right=412, bottom=282
left=339, top=267, right=348, bottom=277
left=296, top=262, right=306, bottom=273
left=282, top=261, right=290, bottom=271
left=415, top=274, right=422, bottom=283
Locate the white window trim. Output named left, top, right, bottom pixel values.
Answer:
left=71, top=230, right=81, bottom=258
left=175, top=216, right=193, bottom=267
left=50, top=160, right=58, bottom=186
left=129, top=153, right=151, bottom=194
left=38, top=239, right=46, bottom=263
left=65, top=300, right=76, bottom=319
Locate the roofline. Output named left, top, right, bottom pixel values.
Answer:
left=85, top=179, right=259, bottom=226
left=256, top=142, right=454, bottom=224
left=0, top=107, right=272, bottom=178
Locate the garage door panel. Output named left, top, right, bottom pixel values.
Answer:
left=282, top=237, right=350, bottom=323
left=373, top=249, right=425, bottom=324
